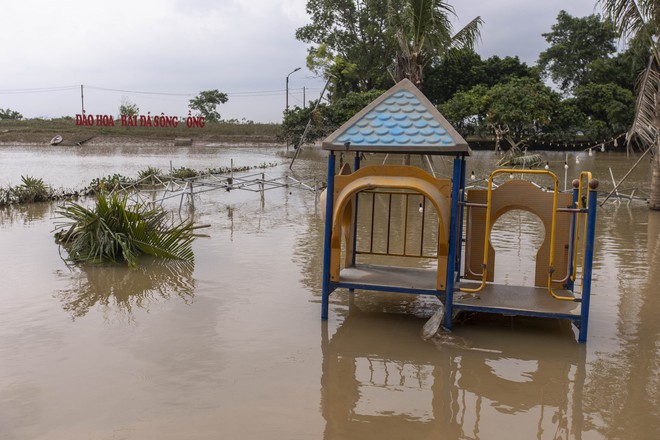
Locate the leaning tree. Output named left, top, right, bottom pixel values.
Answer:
left=599, top=0, right=660, bottom=209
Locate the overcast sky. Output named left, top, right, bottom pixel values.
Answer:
left=0, top=0, right=604, bottom=123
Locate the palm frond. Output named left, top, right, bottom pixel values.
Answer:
left=599, top=0, right=647, bottom=38
left=55, top=192, right=195, bottom=267
left=390, top=0, right=481, bottom=84
left=627, top=55, right=660, bottom=151
left=447, top=16, right=483, bottom=53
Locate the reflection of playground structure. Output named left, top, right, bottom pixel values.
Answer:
left=321, top=301, right=587, bottom=439
left=56, top=259, right=195, bottom=319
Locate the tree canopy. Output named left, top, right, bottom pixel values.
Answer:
left=0, top=108, right=23, bottom=120
left=296, top=0, right=398, bottom=98
left=289, top=4, right=643, bottom=148
left=188, top=90, right=229, bottom=123
left=296, top=0, right=480, bottom=99
left=119, top=97, right=139, bottom=117
left=538, top=10, right=618, bottom=95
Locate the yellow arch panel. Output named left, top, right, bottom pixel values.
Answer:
left=329, top=165, right=452, bottom=291
left=465, top=180, right=573, bottom=288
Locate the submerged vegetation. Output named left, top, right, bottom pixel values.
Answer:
left=8, top=175, right=50, bottom=203
left=0, top=175, right=78, bottom=206
left=54, top=192, right=195, bottom=268
left=1, top=161, right=280, bottom=207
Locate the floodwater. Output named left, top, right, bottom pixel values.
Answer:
left=0, top=144, right=658, bottom=439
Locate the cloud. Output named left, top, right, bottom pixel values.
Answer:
left=454, top=0, right=600, bottom=64
left=0, top=0, right=607, bottom=122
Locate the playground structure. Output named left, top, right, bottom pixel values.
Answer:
left=320, top=79, right=598, bottom=342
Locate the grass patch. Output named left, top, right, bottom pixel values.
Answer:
left=0, top=118, right=281, bottom=143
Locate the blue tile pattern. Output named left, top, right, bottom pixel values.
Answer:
left=334, top=90, right=456, bottom=148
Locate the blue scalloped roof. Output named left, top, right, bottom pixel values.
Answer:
left=322, top=79, right=469, bottom=155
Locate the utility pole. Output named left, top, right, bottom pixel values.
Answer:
left=80, top=84, right=85, bottom=115
left=303, top=86, right=306, bottom=109
left=286, top=67, right=301, bottom=112
left=285, top=67, right=301, bottom=152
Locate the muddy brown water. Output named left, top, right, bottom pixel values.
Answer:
left=1, top=144, right=659, bottom=439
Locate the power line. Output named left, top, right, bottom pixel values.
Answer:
left=85, top=85, right=194, bottom=97
left=0, top=84, right=323, bottom=98
left=0, top=85, right=79, bottom=94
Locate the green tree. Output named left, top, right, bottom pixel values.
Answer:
left=599, top=0, right=660, bottom=209
left=306, top=43, right=360, bottom=101
left=0, top=108, right=23, bottom=120
left=423, top=49, right=484, bottom=104
left=278, top=103, right=331, bottom=147
left=545, top=98, right=589, bottom=141
left=440, top=77, right=562, bottom=147
left=484, top=77, right=560, bottom=140
left=584, top=45, right=648, bottom=91
left=477, top=55, right=539, bottom=88
left=188, top=90, right=229, bottom=123
left=538, top=10, right=618, bottom=94
left=574, top=82, right=635, bottom=135
left=438, top=83, right=488, bottom=134
left=296, top=0, right=399, bottom=96
left=119, top=97, right=139, bottom=117
left=389, top=0, right=482, bottom=88
left=279, top=90, right=385, bottom=146
left=424, top=51, right=537, bottom=105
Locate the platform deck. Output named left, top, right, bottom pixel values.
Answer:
left=337, top=264, right=582, bottom=319
left=454, top=282, right=581, bottom=319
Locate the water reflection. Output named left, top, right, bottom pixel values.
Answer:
left=55, top=258, right=195, bottom=319
left=584, top=210, right=660, bottom=439
left=0, top=202, right=54, bottom=225
left=321, top=297, right=588, bottom=440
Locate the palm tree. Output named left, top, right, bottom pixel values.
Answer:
left=599, top=0, right=660, bottom=209
left=389, top=0, right=483, bottom=87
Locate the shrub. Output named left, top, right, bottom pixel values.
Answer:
left=10, top=175, right=51, bottom=203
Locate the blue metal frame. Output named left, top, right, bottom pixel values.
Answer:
left=578, top=187, right=598, bottom=342
left=456, top=157, right=467, bottom=276
left=330, top=281, right=444, bottom=297
left=351, top=152, right=361, bottom=267
left=443, top=156, right=463, bottom=329
left=321, top=152, right=336, bottom=320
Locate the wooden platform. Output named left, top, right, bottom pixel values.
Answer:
left=336, top=264, right=582, bottom=319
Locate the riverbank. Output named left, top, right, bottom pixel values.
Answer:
left=0, top=118, right=282, bottom=146
left=0, top=118, right=618, bottom=152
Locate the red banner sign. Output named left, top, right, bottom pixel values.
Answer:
left=75, top=113, right=205, bottom=128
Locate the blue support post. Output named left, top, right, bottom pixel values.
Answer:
left=567, top=187, right=579, bottom=291
left=321, top=152, right=336, bottom=320
left=444, top=156, right=463, bottom=329
left=578, top=186, right=598, bottom=342
left=456, top=156, right=467, bottom=280
left=351, top=152, right=361, bottom=267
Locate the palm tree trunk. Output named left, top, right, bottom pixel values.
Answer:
left=649, top=145, right=660, bottom=210
left=648, top=95, right=660, bottom=210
